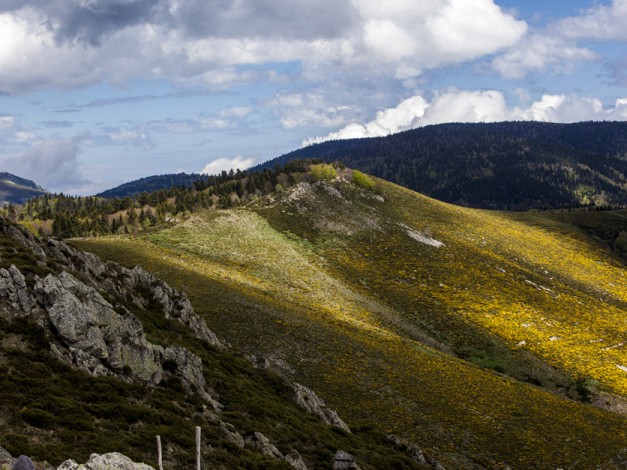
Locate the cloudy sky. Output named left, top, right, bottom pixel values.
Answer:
left=1, top=0, right=626, bottom=194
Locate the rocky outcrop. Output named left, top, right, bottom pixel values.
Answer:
left=0, top=225, right=221, bottom=349
left=42, top=238, right=222, bottom=348
left=219, top=421, right=246, bottom=448
left=333, top=451, right=360, bottom=470
left=57, top=452, right=154, bottom=470
left=284, top=452, right=308, bottom=470
left=247, top=432, right=283, bottom=459
left=115, top=265, right=221, bottom=347
left=0, top=223, right=223, bottom=405
left=0, top=265, right=35, bottom=314
left=293, top=383, right=350, bottom=433
left=29, top=270, right=213, bottom=401
left=247, top=354, right=350, bottom=433
left=385, top=434, right=445, bottom=469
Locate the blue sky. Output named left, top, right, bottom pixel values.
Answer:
left=0, top=0, right=626, bottom=195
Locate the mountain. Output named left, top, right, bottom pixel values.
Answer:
left=71, top=166, right=627, bottom=469
left=254, top=121, right=627, bottom=210
left=96, top=173, right=205, bottom=199
left=0, top=172, right=48, bottom=205
left=0, top=220, right=425, bottom=469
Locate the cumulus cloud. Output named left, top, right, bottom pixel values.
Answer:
left=270, top=92, right=357, bottom=129
left=555, top=0, right=627, bottom=41
left=492, top=0, right=627, bottom=79
left=492, top=35, right=597, bottom=79
left=0, top=0, right=527, bottom=93
left=0, top=139, right=88, bottom=192
left=305, top=90, right=627, bottom=145
left=200, top=156, right=257, bottom=176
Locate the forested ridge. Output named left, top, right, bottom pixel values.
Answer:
left=2, top=160, right=326, bottom=238
left=255, top=121, right=627, bottom=210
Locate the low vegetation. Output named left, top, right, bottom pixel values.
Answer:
left=73, top=168, right=627, bottom=468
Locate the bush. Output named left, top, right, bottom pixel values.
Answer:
left=310, top=164, right=337, bottom=181
left=352, top=170, right=375, bottom=190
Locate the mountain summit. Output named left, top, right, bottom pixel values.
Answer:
left=0, top=172, right=48, bottom=205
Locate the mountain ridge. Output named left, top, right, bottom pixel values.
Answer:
left=94, top=121, right=627, bottom=210
left=254, top=121, right=627, bottom=210
left=0, top=172, right=48, bottom=205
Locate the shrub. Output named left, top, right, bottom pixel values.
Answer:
left=310, top=164, right=337, bottom=181
left=351, top=170, right=375, bottom=190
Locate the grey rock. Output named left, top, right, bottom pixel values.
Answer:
left=284, top=451, right=309, bottom=470
left=247, top=432, right=283, bottom=459
left=45, top=239, right=105, bottom=278
left=0, top=265, right=36, bottom=314
left=124, top=265, right=222, bottom=347
left=43, top=239, right=221, bottom=349
left=57, top=452, right=154, bottom=470
left=1, top=224, right=46, bottom=260
left=0, top=446, right=14, bottom=469
left=386, top=434, right=427, bottom=465
left=12, top=456, right=34, bottom=470
left=385, top=434, right=444, bottom=469
left=333, top=451, right=360, bottom=470
left=162, top=345, right=207, bottom=395
left=219, top=421, right=246, bottom=448
left=293, top=383, right=350, bottom=433
left=33, top=271, right=213, bottom=401
left=426, top=455, right=446, bottom=470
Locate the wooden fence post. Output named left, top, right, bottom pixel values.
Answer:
left=156, top=435, right=163, bottom=470
left=196, top=426, right=201, bottom=470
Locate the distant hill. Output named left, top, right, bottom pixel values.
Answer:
left=253, top=121, right=627, bottom=210
left=97, top=173, right=205, bottom=199
left=0, top=172, right=48, bottom=205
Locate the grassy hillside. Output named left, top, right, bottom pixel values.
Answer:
left=75, top=171, right=627, bottom=469
left=0, top=221, right=423, bottom=469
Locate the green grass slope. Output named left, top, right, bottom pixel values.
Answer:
left=75, top=172, right=627, bottom=469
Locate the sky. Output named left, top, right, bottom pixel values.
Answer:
left=0, top=0, right=626, bottom=195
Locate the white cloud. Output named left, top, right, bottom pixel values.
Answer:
left=491, top=0, right=627, bottom=79
left=271, top=92, right=357, bottom=129
left=556, top=0, right=627, bottom=41
left=0, top=1, right=527, bottom=93
left=492, top=34, right=597, bottom=79
left=0, top=139, right=87, bottom=193
left=200, top=156, right=257, bottom=176
left=306, top=90, right=627, bottom=145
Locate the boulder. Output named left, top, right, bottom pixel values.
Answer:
left=333, top=451, right=360, bottom=470
left=57, top=452, right=154, bottom=470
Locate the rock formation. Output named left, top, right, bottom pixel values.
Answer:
left=57, top=452, right=154, bottom=470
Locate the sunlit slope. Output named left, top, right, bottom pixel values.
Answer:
left=75, top=177, right=627, bottom=468
left=253, top=179, right=626, bottom=396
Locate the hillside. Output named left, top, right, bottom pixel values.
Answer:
left=73, top=166, right=627, bottom=469
left=254, top=121, right=627, bottom=210
left=0, top=172, right=48, bottom=205
left=0, top=220, right=426, bottom=469
left=96, top=172, right=205, bottom=199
